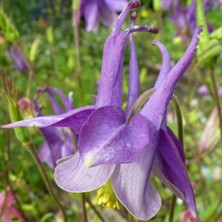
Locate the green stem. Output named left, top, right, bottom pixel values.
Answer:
left=172, top=95, right=184, bottom=144
left=209, top=67, right=222, bottom=144
left=24, top=142, right=68, bottom=222
left=169, top=195, right=177, bottom=222
left=86, top=197, right=106, bottom=222
left=168, top=95, right=184, bottom=222
left=73, top=8, right=84, bottom=104
left=81, top=193, right=88, bottom=222
left=50, top=44, right=58, bottom=76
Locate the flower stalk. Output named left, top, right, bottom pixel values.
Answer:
left=208, top=68, right=222, bottom=145
left=73, top=3, right=84, bottom=104
left=168, top=95, right=184, bottom=222
left=23, top=142, right=68, bottom=222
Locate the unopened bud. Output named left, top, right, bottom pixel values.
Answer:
left=7, top=97, right=31, bottom=146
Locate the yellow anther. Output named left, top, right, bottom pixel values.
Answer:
left=96, top=180, right=120, bottom=210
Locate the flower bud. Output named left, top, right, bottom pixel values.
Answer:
left=7, top=96, right=31, bottom=146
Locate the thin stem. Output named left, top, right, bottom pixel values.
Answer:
left=85, top=197, right=106, bottom=222
left=50, top=44, right=58, bottom=76
left=73, top=8, right=84, bottom=104
left=168, top=95, right=184, bottom=222
left=81, top=193, right=88, bottom=222
left=208, top=68, right=222, bottom=144
left=172, top=95, right=184, bottom=144
left=169, top=195, right=177, bottom=222
left=25, top=142, right=68, bottom=222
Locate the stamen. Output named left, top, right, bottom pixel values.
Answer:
left=96, top=180, right=120, bottom=210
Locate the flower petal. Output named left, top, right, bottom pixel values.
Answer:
left=152, top=40, right=172, bottom=88
left=112, top=149, right=161, bottom=220
left=154, top=129, right=197, bottom=214
left=83, top=2, right=99, bottom=31
left=104, top=0, right=128, bottom=11
left=2, top=106, right=95, bottom=133
left=38, top=141, right=55, bottom=169
left=99, top=2, right=117, bottom=28
left=126, top=14, right=140, bottom=115
left=167, top=127, right=185, bottom=162
left=79, top=106, right=149, bottom=166
left=54, top=152, right=115, bottom=192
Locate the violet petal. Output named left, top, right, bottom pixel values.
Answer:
left=38, top=141, right=54, bottom=168
left=112, top=150, right=161, bottom=220
left=83, top=2, right=100, bottom=31
left=154, top=129, right=197, bottom=214
left=79, top=106, right=149, bottom=166
left=2, top=106, right=95, bottom=134
left=54, top=152, right=115, bottom=192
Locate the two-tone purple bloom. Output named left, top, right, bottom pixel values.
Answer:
left=2, top=0, right=200, bottom=220
left=74, top=0, right=128, bottom=31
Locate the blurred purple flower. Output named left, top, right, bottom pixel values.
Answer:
left=33, top=87, right=76, bottom=168
left=198, top=85, right=222, bottom=96
left=161, top=0, right=179, bottom=11
left=7, top=44, right=29, bottom=73
left=74, top=0, right=128, bottom=31
left=0, top=189, right=25, bottom=222
left=170, top=0, right=213, bottom=41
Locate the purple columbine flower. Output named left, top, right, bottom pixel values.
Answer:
left=7, top=44, right=29, bottom=73
left=73, top=0, right=128, bottom=31
left=33, top=87, right=76, bottom=168
left=170, top=0, right=212, bottom=41
left=72, top=26, right=201, bottom=220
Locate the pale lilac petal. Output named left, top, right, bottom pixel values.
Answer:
left=126, top=14, right=140, bottom=115
left=83, top=2, right=99, bottom=31
left=38, top=141, right=54, bottom=168
left=105, top=0, right=128, bottom=11
left=2, top=106, right=95, bottom=133
left=96, top=31, right=129, bottom=107
left=152, top=40, right=172, bottom=88
left=79, top=106, right=149, bottom=166
left=112, top=149, right=161, bottom=220
left=154, top=129, right=197, bottom=214
left=54, top=152, right=115, bottom=192
left=99, top=2, right=117, bottom=28
left=61, top=134, right=75, bottom=157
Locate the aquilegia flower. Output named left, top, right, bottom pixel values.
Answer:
left=7, top=44, right=29, bottom=73
left=74, top=0, right=128, bottom=31
left=71, top=27, right=201, bottom=221
left=33, top=87, right=75, bottom=168
left=170, top=0, right=212, bottom=41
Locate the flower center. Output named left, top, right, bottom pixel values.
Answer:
left=96, top=180, right=120, bottom=209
